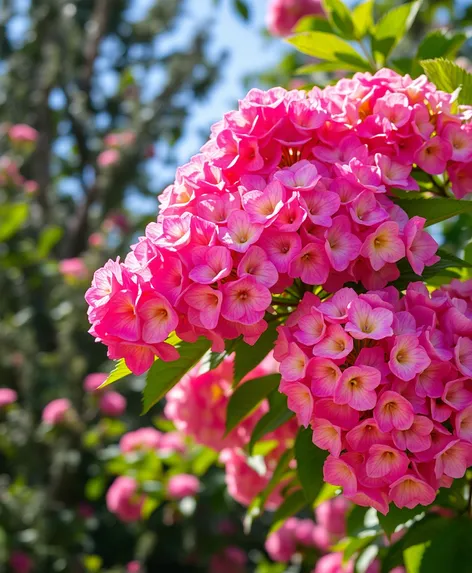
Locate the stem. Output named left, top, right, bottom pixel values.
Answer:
left=468, top=479, right=472, bottom=518
left=359, top=39, right=377, bottom=72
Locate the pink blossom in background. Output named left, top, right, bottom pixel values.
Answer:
left=209, top=546, right=247, bottom=573
left=126, top=562, right=141, bottom=573
left=88, top=232, right=104, bottom=247
left=42, top=398, right=72, bottom=425
left=0, top=388, right=17, bottom=407
left=313, top=552, right=354, bottom=573
left=99, top=391, right=126, bottom=417
left=0, top=156, right=24, bottom=187
left=97, top=149, right=120, bottom=168
left=8, top=124, right=39, bottom=144
left=106, top=476, right=145, bottom=522
left=104, top=131, right=136, bottom=149
left=159, top=431, right=186, bottom=454
left=266, top=0, right=325, bottom=36
left=120, top=427, right=162, bottom=453
left=165, top=354, right=277, bottom=450
left=59, top=258, right=88, bottom=280
left=167, top=474, right=200, bottom=499
left=83, top=70, right=467, bottom=378
left=23, top=180, right=39, bottom=194
left=83, top=373, right=108, bottom=393
left=9, top=551, right=33, bottom=573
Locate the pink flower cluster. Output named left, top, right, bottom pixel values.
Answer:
left=83, top=372, right=127, bottom=417
left=165, top=353, right=297, bottom=508
left=266, top=0, right=325, bottom=37
left=265, top=496, right=350, bottom=561
left=275, top=281, right=472, bottom=513
left=165, top=354, right=277, bottom=450
left=0, top=388, right=17, bottom=408
left=85, top=69, right=472, bottom=376
left=106, top=476, right=145, bottom=522
left=42, top=398, right=72, bottom=426
left=98, top=130, right=136, bottom=168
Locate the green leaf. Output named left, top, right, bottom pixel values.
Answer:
left=351, top=0, right=374, bottom=38
left=270, top=489, right=306, bottom=533
left=404, top=543, right=428, bottom=573
left=394, top=197, right=472, bottom=227
left=287, top=32, right=369, bottom=70
left=244, top=450, right=293, bottom=532
left=322, top=0, right=355, bottom=38
left=464, top=241, right=472, bottom=278
left=437, top=248, right=472, bottom=269
left=100, top=359, right=132, bottom=389
left=0, top=203, right=28, bottom=241
left=418, top=517, right=472, bottom=573
left=372, top=1, right=422, bottom=64
left=233, top=0, right=249, bottom=21
left=381, top=515, right=446, bottom=573
left=226, top=374, right=281, bottom=434
left=347, top=505, right=369, bottom=536
left=85, top=475, right=106, bottom=501
left=234, top=320, right=278, bottom=384
left=421, top=58, right=472, bottom=104
left=313, top=483, right=339, bottom=507
left=36, top=225, right=63, bottom=258
left=343, top=534, right=378, bottom=562
left=142, top=337, right=211, bottom=413
left=294, top=15, right=335, bottom=34
left=248, top=391, right=294, bottom=454
left=378, top=505, right=427, bottom=537
left=294, top=427, right=327, bottom=503
left=417, top=30, right=467, bottom=61
left=296, top=60, right=366, bottom=75
left=393, top=256, right=463, bottom=290
left=192, top=448, right=219, bottom=476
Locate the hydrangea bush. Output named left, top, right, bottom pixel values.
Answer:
left=83, top=0, right=472, bottom=569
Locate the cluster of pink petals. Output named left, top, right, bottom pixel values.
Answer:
left=219, top=420, right=296, bottom=510
left=83, top=372, right=108, bottom=393
left=59, top=258, right=88, bottom=281
left=167, top=473, right=200, bottom=499
left=275, top=280, right=472, bottom=513
left=0, top=387, right=17, bottom=408
left=266, top=0, right=325, bottom=36
left=106, top=476, right=145, bottom=522
left=165, top=353, right=297, bottom=508
left=42, top=398, right=72, bottom=426
left=99, top=391, right=126, bottom=417
left=8, top=123, right=39, bottom=144
left=84, top=69, right=472, bottom=375
left=266, top=496, right=350, bottom=562
left=98, top=131, right=136, bottom=168
left=119, top=427, right=163, bottom=453
left=165, top=354, right=278, bottom=450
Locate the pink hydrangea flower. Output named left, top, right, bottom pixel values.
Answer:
left=266, top=0, right=325, bottom=36
left=59, top=258, right=88, bottom=280
left=274, top=279, right=472, bottom=512
left=87, top=71, right=461, bottom=376
left=8, top=124, right=38, bottom=144
left=165, top=354, right=278, bottom=451
left=97, top=149, right=120, bottom=167
left=106, top=476, right=145, bottom=522
left=99, top=391, right=126, bottom=417
left=120, top=427, right=162, bottom=453
left=9, top=551, right=33, bottom=573
left=42, top=398, right=72, bottom=425
left=0, top=388, right=17, bottom=407
left=126, top=562, right=141, bottom=573
left=83, top=373, right=108, bottom=393
left=167, top=474, right=200, bottom=499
